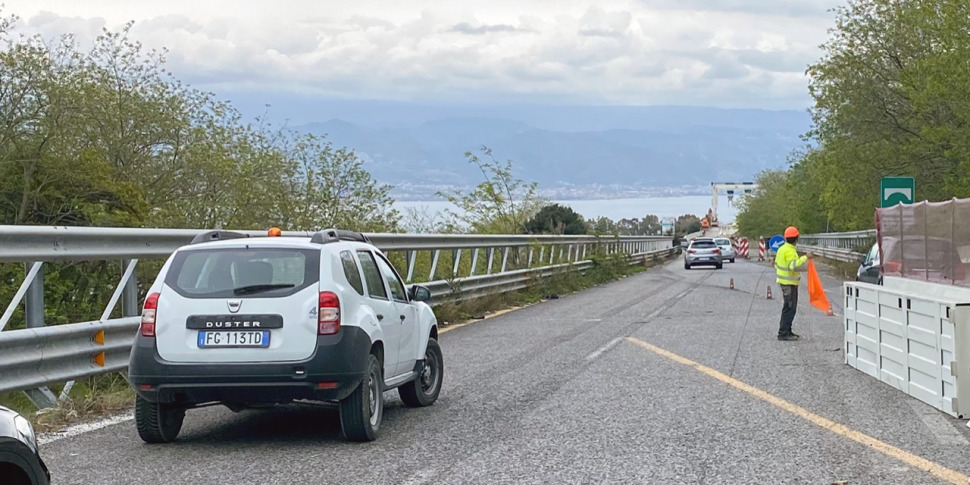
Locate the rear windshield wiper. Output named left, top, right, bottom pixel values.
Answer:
left=233, top=284, right=295, bottom=295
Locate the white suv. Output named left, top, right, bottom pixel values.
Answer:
left=128, top=229, right=443, bottom=443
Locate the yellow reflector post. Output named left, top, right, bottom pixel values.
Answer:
left=93, top=352, right=105, bottom=367
left=93, top=330, right=105, bottom=345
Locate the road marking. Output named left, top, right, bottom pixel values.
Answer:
left=625, top=337, right=970, bottom=485
left=585, top=337, right=623, bottom=362
left=38, top=413, right=133, bottom=445
left=439, top=305, right=525, bottom=334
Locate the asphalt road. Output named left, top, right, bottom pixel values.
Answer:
left=39, top=258, right=970, bottom=484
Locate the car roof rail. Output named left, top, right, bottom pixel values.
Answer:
left=310, top=228, right=370, bottom=245
left=190, top=230, right=251, bottom=245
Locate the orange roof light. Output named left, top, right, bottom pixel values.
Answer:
left=267, top=227, right=282, bottom=237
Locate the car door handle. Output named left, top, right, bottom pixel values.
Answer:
left=377, top=314, right=384, bottom=321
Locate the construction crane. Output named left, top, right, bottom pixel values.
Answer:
left=709, top=182, right=757, bottom=227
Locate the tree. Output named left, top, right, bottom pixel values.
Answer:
left=675, top=214, right=701, bottom=236
left=286, top=133, right=398, bottom=232
left=438, top=146, right=544, bottom=234
left=0, top=13, right=404, bottom=331
left=641, top=214, right=661, bottom=235
left=590, top=216, right=617, bottom=235
left=524, top=204, right=587, bottom=235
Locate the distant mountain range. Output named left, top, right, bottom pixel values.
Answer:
left=278, top=101, right=811, bottom=200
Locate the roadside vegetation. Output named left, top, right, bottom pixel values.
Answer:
left=737, top=0, right=970, bottom=238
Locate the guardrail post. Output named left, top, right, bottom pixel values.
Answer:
left=429, top=250, right=440, bottom=281
left=21, top=261, right=57, bottom=410
left=25, top=262, right=44, bottom=328
left=500, top=248, right=509, bottom=273
left=538, top=246, right=545, bottom=265
left=452, top=249, right=462, bottom=277
left=527, top=248, right=533, bottom=267
left=582, top=244, right=587, bottom=260
left=486, top=248, right=495, bottom=274
left=406, top=251, right=416, bottom=282
left=470, top=249, right=479, bottom=276
left=121, top=259, right=139, bottom=317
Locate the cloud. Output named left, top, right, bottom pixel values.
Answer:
left=636, top=0, right=839, bottom=18
left=1, top=1, right=834, bottom=110
left=449, top=22, right=521, bottom=35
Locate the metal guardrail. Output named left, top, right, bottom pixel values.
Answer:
left=799, top=246, right=862, bottom=264
left=0, top=226, right=668, bottom=262
left=0, top=225, right=675, bottom=404
left=798, top=230, right=876, bottom=264
left=799, top=230, right=876, bottom=251
left=0, top=318, right=137, bottom=395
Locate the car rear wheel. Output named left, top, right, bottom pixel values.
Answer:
left=135, top=395, right=185, bottom=444
left=399, top=339, right=443, bottom=407
left=684, top=262, right=691, bottom=270
left=340, top=354, right=383, bottom=442
left=716, top=263, right=723, bottom=270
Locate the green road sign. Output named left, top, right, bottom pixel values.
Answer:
left=881, top=177, right=914, bottom=208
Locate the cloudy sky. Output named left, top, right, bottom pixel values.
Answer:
left=4, top=1, right=841, bottom=110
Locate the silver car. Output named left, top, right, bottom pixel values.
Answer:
left=714, top=238, right=736, bottom=263
left=684, top=238, right=723, bottom=270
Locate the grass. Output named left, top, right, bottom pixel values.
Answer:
left=0, top=373, right=134, bottom=433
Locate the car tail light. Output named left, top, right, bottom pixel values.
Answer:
left=688, top=250, right=696, bottom=254
left=713, top=249, right=721, bottom=254
left=141, top=292, right=160, bottom=337
left=319, top=291, right=340, bottom=335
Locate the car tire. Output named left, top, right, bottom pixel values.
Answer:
left=684, top=262, right=690, bottom=270
left=716, top=263, right=723, bottom=270
left=399, top=338, right=444, bottom=408
left=340, top=353, right=383, bottom=442
left=135, top=395, right=185, bottom=444
left=730, top=258, right=736, bottom=263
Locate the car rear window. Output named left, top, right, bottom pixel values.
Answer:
left=714, top=239, right=731, bottom=246
left=165, top=247, right=320, bottom=298
left=691, top=241, right=716, bottom=249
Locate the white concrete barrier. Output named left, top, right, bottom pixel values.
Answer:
left=843, top=277, right=970, bottom=418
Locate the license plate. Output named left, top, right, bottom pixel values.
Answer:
left=197, top=331, right=270, bottom=348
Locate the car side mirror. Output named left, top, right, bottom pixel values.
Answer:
left=408, top=285, right=431, bottom=302
left=858, top=255, right=868, bottom=265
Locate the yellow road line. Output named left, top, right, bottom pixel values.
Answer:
left=439, top=305, right=526, bottom=334
left=625, top=337, right=969, bottom=485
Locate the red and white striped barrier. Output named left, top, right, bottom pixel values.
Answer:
left=738, top=238, right=749, bottom=259
left=758, top=239, right=766, bottom=261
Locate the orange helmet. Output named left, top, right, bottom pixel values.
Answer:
left=784, top=226, right=799, bottom=238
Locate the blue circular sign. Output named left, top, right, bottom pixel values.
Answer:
left=769, top=235, right=785, bottom=252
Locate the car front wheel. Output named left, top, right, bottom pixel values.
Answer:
left=340, top=354, right=383, bottom=442
left=399, top=338, right=443, bottom=407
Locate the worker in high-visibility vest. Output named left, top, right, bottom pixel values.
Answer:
left=775, top=226, right=814, bottom=341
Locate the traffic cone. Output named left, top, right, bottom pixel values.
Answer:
left=729, top=278, right=734, bottom=290
left=766, top=286, right=772, bottom=299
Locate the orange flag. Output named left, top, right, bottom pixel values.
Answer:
left=807, top=260, right=833, bottom=316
